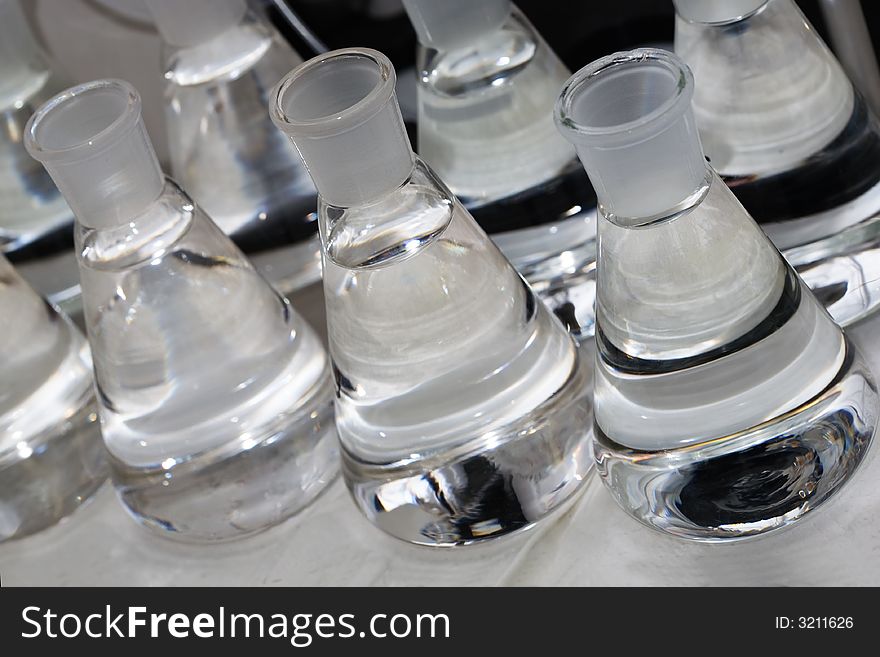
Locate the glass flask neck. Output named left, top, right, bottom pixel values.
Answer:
left=271, top=48, right=415, bottom=208
left=75, top=178, right=194, bottom=270
left=145, top=0, right=247, bottom=49
left=318, top=156, right=452, bottom=270
left=555, top=49, right=707, bottom=225
left=24, top=79, right=164, bottom=230
left=0, top=0, right=51, bottom=111
left=402, top=0, right=511, bottom=52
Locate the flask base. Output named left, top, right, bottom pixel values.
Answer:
left=342, top=363, right=593, bottom=547
left=595, top=343, right=878, bottom=542
left=0, top=400, right=107, bottom=543
left=110, top=379, right=339, bottom=543
left=786, top=211, right=880, bottom=327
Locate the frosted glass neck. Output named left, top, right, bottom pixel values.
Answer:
left=144, top=0, right=247, bottom=48
left=24, top=79, right=164, bottom=229
left=555, top=49, right=706, bottom=223
left=673, top=0, right=768, bottom=24
left=402, top=0, right=511, bottom=51
left=271, top=48, right=414, bottom=208
left=0, top=0, right=50, bottom=109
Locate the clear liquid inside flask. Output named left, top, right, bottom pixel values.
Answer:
left=146, top=0, right=321, bottom=297
left=271, top=47, right=592, bottom=546
left=556, top=48, right=878, bottom=541
left=674, top=0, right=880, bottom=326
left=0, top=0, right=80, bottom=314
left=403, top=0, right=598, bottom=341
left=0, top=253, right=105, bottom=542
left=24, top=78, right=338, bottom=542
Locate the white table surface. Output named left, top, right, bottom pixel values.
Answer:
left=4, top=284, right=880, bottom=586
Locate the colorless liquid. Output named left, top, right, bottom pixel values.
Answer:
left=0, top=257, right=104, bottom=541
left=677, top=5, right=880, bottom=327
left=417, top=8, right=575, bottom=203
left=323, top=160, right=592, bottom=544
left=1, top=71, right=80, bottom=312
left=593, top=174, right=875, bottom=539
left=415, top=8, right=598, bottom=341
left=0, top=71, right=72, bottom=251
left=162, top=12, right=320, bottom=293
left=323, top=163, right=579, bottom=464
left=78, top=182, right=336, bottom=541
left=731, top=95, right=880, bottom=327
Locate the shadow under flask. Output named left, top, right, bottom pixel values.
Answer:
left=270, top=48, right=592, bottom=546
left=0, top=0, right=80, bottom=314
left=24, top=79, right=338, bottom=542
left=401, top=0, right=598, bottom=342
left=555, top=49, right=878, bottom=541
left=145, top=0, right=321, bottom=296
left=0, top=253, right=105, bottom=542
left=674, top=0, right=880, bottom=326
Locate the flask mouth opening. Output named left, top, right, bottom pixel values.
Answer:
left=554, top=48, right=694, bottom=147
left=672, top=0, right=770, bottom=26
left=24, top=79, right=141, bottom=165
left=270, top=48, right=397, bottom=139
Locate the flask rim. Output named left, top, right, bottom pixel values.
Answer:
left=270, top=47, right=397, bottom=139
left=24, top=78, right=141, bottom=165
left=554, top=48, right=695, bottom=147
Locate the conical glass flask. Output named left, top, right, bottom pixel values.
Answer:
left=674, top=0, right=880, bottom=326
left=0, top=252, right=105, bottom=542
left=401, top=0, right=598, bottom=341
left=24, top=79, right=338, bottom=542
left=0, top=0, right=80, bottom=314
left=270, top=48, right=592, bottom=546
left=555, top=48, right=878, bottom=541
left=144, top=0, right=321, bottom=296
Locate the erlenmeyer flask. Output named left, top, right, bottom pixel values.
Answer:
left=555, top=48, right=878, bottom=541
left=674, top=0, right=880, bottom=326
left=0, top=252, right=105, bottom=542
left=270, top=48, right=592, bottom=546
left=24, top=79, right=338, bottom=542
left=401, top=0, right=598, bottom=341
left=144, top=0, right=321, bottom=296
left=0, top=0, right=80, bottom=314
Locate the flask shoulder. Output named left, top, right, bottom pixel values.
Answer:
left=76, top=179, right=200, bottom=271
